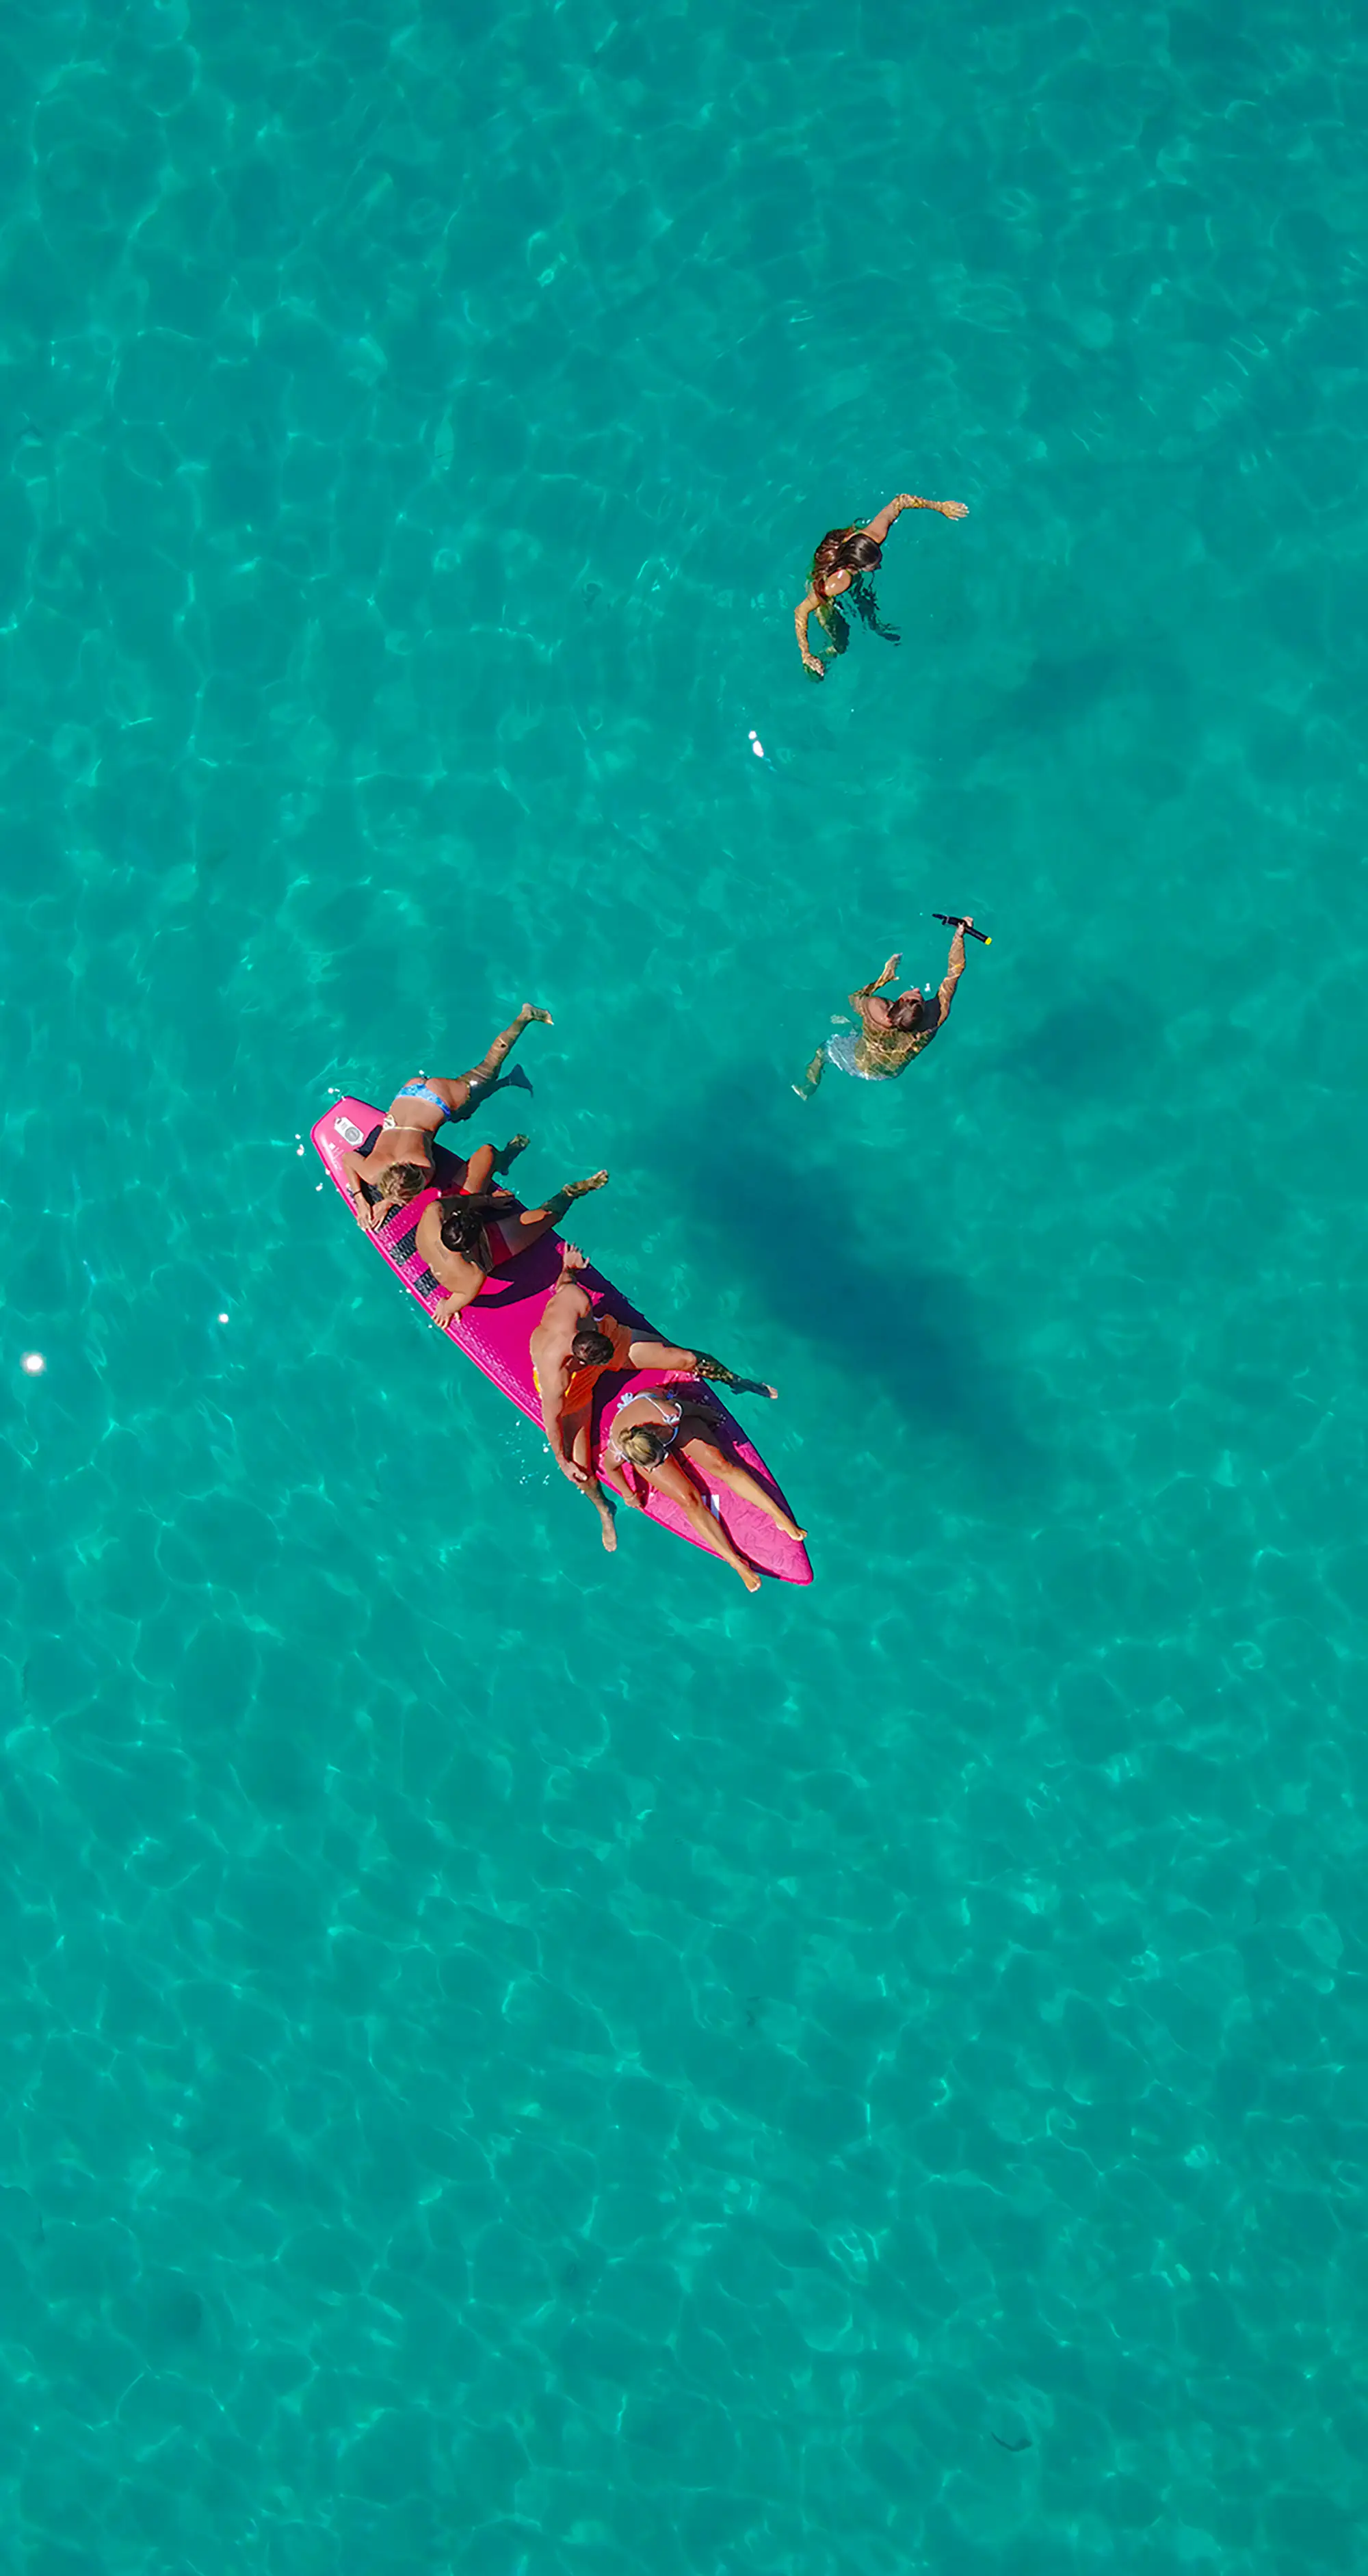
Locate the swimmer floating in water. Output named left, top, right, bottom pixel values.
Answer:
left=794, top=920, right=974, bottom=1097
left=339, top=1004, right=553, bottom=1227
left=794, top=491, right=968, bottom=679
left=529, top=1247, right=775, bottom=1554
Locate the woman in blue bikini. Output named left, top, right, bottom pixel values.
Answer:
left=340, top=1003, right=553, bottom=1226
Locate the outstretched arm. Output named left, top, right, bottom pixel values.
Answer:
left=423, top=1231, right=484, bottom=1327
left=794, top=591, right=828, bottom=677
left=432, top=1283, right=481, bottom=1326
left=544, top=1249, right=595, bottom=1324
left=340, top=1151, right=382, bottom=1227
left=861, top=493, right=969, bottom=543
left=933, top=922, right=969, bottom=1024
left=538, top=1372, right=575, bottom=1472
left=536, top=1251, right=596, bottom=1476
left=851, top=952, right=902, bottom=1009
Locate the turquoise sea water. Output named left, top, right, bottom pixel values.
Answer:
left=3, top=0, right=1368, bottom=2567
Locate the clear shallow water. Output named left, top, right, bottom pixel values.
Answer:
left=2, top=0, right=1367, bottom=2567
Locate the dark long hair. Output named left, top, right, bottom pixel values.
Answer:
left=811, top=527, right=882, bottom=599
left=811, top=528, right=900, bottom=645
left=438, top=1195, right=503, bottom=1261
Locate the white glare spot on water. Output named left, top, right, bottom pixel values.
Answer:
left=21, top=1353, right=45, bottom=1375
left=296, top=1145, right=304, bottom=1155
left=218, top=1312, right=228, bottom=1325
left=752, top=740, right=765, bottom=757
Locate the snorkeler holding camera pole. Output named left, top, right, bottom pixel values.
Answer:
left=794, top=915, right=984, bottom=1097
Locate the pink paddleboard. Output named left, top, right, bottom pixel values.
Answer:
left=312, top=1097, right=812, bottom=1584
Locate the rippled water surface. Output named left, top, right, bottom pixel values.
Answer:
left=3, top=0, right=1368, bottom=2568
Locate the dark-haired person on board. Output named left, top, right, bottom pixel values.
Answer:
left=795, top=920, right=973, bottom=1097
left=529, top=1248, right=775, bottom=1554
left=414, top=1163, right=609, bottom=1328
left=339, top=1003, right=554, bottom=1227
left=793, top=491, right=968, bottom=679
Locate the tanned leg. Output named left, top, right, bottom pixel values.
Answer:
left=653, top=1455, right=761, bottom=1593
left=500, top=1171, right=609, bottom=1256
left=681, top=1435, right=806, bottom=1543
left=462, top=1004, right=555, bottom=1094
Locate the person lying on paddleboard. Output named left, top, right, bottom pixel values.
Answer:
left=529, top=1247, right=776, bottom=1554
left=793, top=491, right=967, bottom=680
left=794, top=920, right=973, bottom=1097
left=414, top=1169, right=609, bottom=1329
left=598, top=1390, right=804, bottom=1593
left=339, top=1003, right=553, bottom=1225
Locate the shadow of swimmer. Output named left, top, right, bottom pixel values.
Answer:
left=627, top=1072, right=1041, bottom=1487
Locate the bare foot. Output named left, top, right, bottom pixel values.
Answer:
left=590, top=1489, right=617, bottom=1552
left=502, top=1132, right=530, bottom=1160
left=735, top=1563, right=761, bottom=1593
left=521, top=1004, right=553, bottom=1026
left=564, top=1169, right=609, bottom=1200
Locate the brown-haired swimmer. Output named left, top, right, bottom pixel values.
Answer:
left=794, top=920, right=974, bottom=1098
left=529, top=1247, right=776, bottom=1555
left=793, top=491, right=968, bottom=679
left=600, top=1391, right=804, bottom=1593
left=339, top=1003, right=553, bottom=1228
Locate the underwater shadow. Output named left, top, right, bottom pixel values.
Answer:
left=975, top=982, right=1150, bottom=1099
left=994, top=635, right=1190, bottom=742
left=631, top=1074, right=1042, bottom=1485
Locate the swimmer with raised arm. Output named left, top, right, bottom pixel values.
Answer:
left=795, top=920, right=973, bottom=1096
left=529, top=1248, right=776, bottom=1554
left=794, top=491, right=968, bottom=679
left=340, top=1004, right=553, bottom=1227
